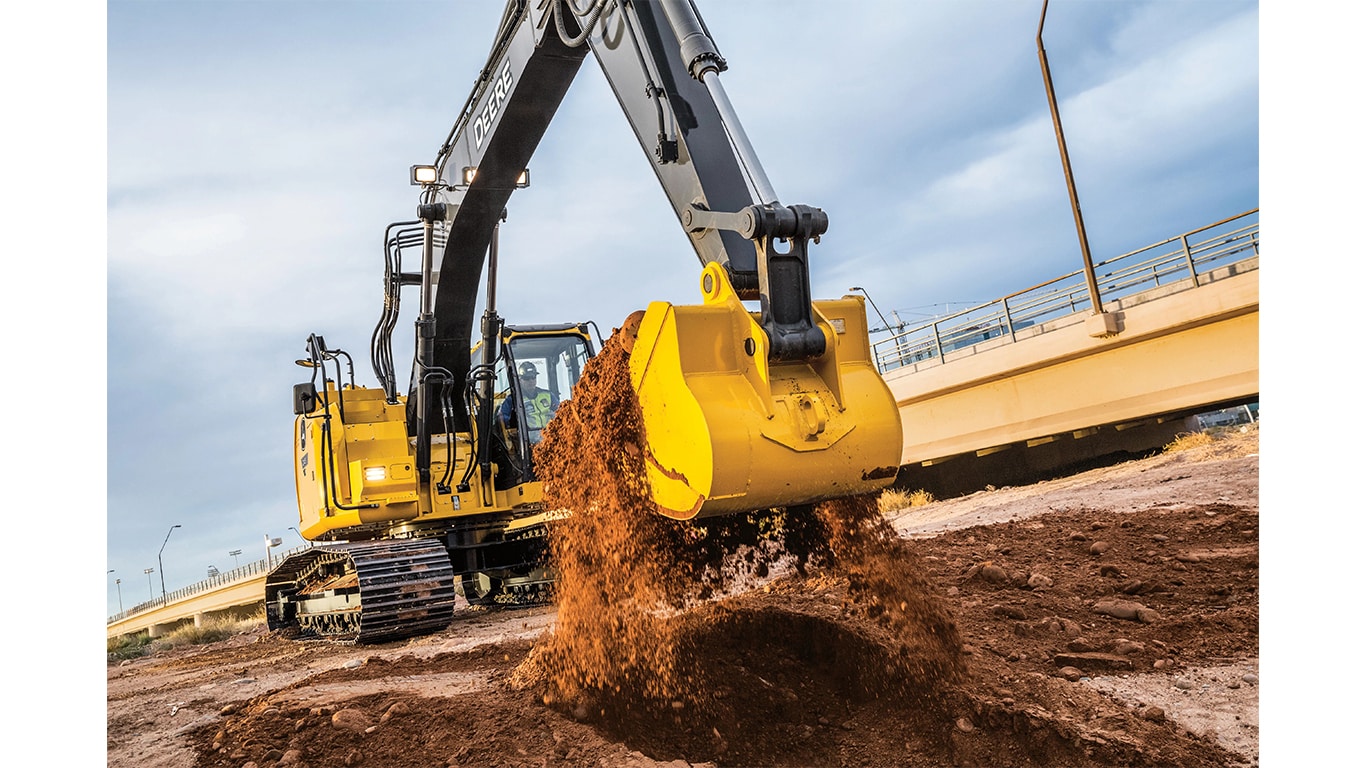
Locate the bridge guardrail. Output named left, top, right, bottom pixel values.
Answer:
left=871, top=208, right=1259, bottom=373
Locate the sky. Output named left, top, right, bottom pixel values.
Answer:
left=100, top=0, right=1263, bottom=617
left=2, top=0, right=1361, bottom=762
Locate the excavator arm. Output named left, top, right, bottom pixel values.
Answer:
left=412, top=0, right=901, bottom=518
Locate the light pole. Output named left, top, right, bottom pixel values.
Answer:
left=848, top=287, right=895, bottom=335
left=290, top=527, right=310, bottom=547
left=158, top=524, right=181, bottom=601
left=144, top=567, right=155, bottom=601
left=229, top=549, right=242, bottom=569
left=108, top=570, right=124, bottom=614
left=264, top=534, right=282, bottom=567
left=850, top=287, right=908, bottom=369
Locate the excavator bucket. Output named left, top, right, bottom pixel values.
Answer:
left=629, top=263, right=903, bottom=520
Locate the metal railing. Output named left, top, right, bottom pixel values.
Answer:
left=107, top=546, right=312, bottom=625
left=870, top=209, right=1259, bottom=373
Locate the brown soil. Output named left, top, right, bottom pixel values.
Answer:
left=106, top=323, right=1260, bottom=768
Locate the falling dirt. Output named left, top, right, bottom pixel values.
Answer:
left=105, top=320, right=1264, bottom=767
left=525, top=314, right=966, bottom=722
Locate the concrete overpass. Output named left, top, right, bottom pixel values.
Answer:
left=874, top=209, right=1258, bottom=495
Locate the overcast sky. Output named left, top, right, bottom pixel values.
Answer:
left=96, top=0, right=1269, bottom=617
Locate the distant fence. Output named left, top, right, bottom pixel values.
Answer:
left=871, top=209, right=1259, bottom=373
left=107, top=546, right=312, bottom=625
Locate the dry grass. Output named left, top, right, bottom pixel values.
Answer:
left=1163, top=421, right=1259, bottom=460
left=878, top=487, right=935, bottom=513
left=108, top=609, right=265, bottom=663
left=1164, top=431, right=1216, bottom=454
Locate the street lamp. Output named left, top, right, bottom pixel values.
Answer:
left=264, top=534, right=282, bottom=567
left=229, top=549, right=242, bottom=569
left=144, top=567, right=155, bottom=601
left=158, top=524, right=181, bottom=601
left=848, top=287, right=896, bottom=334
left=108, top=570, right=124, bottom=614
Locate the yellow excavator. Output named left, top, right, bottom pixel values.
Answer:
left=267, top=0, right=902, bottom=643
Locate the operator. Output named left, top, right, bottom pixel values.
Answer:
left=500, top=361, right=559, bottom=443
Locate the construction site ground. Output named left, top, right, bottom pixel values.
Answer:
left=107, top=428, right=1266, bottom=768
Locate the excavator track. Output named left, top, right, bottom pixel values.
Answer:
left=265, top=538, right=456, bottom=644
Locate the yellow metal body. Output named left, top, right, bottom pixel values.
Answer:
left=292, top=385, right=546, bottom=541
left=629, top=263, right=903, bottom=519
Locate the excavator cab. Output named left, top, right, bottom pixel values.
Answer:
left=491, top=324, right=595, bottom=483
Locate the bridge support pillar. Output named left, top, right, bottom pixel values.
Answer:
left=194, top=613, right=204, bottom=629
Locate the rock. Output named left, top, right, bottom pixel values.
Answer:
left=380, top=702, right=410, bottom=724
left=990, top=604, right=1026, bottom=620
left=1092, top=599, right=1160, bottom=623
left=279, top=750, right=304, bottom=765
left=1242, top=673, right=1258, bottom=684
left=955, top=717, right=975, bottom=733
left=1151, top=534, right=1168, bottom=542
left=1058, top=666, right=1083, bottom=682
left=1112, top=639, right=1145, bottom=655
left=1153, top=659, right=1172, bottom=670
left=331, top=708, right=372, bottom=734
left=1174, top=552, right=1202, bottom=563
left=1067, top=638, right=1100, bottom=653
left=1139, top=706, right=1166, bottom=722
left=1175, top=679, right=1195, bottom=690
left=1027, top=573, right=1053, bottom=590
left=1098, top=564, right=1122, bottom=577
left=979, top=564, right=1009, bottom=584
left=1053, top=652, right=1133, bottom=672
left=342, top=659, right=364, bottom=670
left=262, top=749, right=282, bottom=763
left=1068, top=532, right=1088, bottom=542
left=1090, top=541, right=1111, bottom=556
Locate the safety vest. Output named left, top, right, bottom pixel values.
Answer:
left=523, top=389, right=555, bottom=430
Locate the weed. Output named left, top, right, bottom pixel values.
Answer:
left=107, top=632, right=153, bottom=662
left=107, top=610, right=264, bottom=663
left=878, top=487, right=935, bottom=513
left=1164, top=431, right=1215, bottom=454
